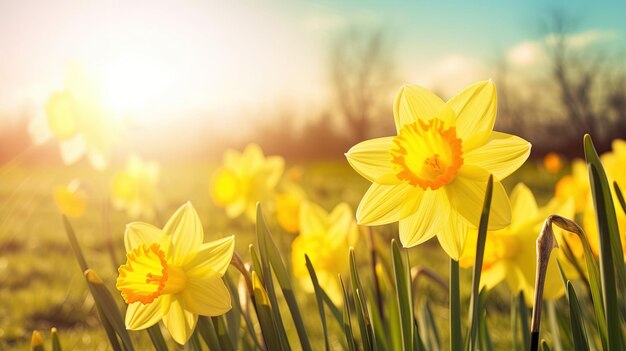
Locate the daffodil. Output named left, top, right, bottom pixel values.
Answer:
left=53, top=180, right=87, bottom=218
left=346, top=81, right=530, bottom=259
left=116, top=202, right=234, bottom=344
left=275, top=183, right=307, bottom=233
left=554, top=159, right=589, bottom=213
left=210, top=144, right=284, bottom=222
left=111, top=154, right=160, bottom=219
left=291, top=201, right=358, bottom=304
left=543, top=152, right=563, bottom=174
left=460, top=183, right=571, bottom=304
left=29, top=63, right=122, bottom=170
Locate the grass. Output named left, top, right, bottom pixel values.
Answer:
left=0, top=159, right=563, bottom=349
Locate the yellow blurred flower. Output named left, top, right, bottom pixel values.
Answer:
left=460, top=183, right=570, bottom=304
left=210, top=144, right=284, bottom=222
left=111, top=154, right=160, bottom=219
left=53, top=180, right=87, bottom=218
left=30, top=63, right=122, bottom=170
left=275, top=183, right=307, bottom=233
left=554, top=159, right=588, bottom=213
left=345, top=81, right=530, bottom=259
left=543, top=152, right=562, bottom=174
left=116, top=202, right=234, bottom=344
left=291, top=201, right=358, bottom=304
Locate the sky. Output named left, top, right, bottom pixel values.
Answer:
left=1, top=0, right=624, bottom=136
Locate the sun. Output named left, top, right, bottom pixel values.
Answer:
left=98, top=55, right=171, bottom=123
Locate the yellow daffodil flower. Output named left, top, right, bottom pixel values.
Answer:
left=275, top=183, right=307, bottom=233
left=53, top=180, right=87, bottom=217
left=554, top=159, right=589, bottom=213
left=116, top=202, right=234, bottom=344
left=30, top=63, right=122, bottom=170
left=543, top=152, right=562, bottom=174
left=210, top=144, right=284, bottom=222
left=346, top=81, right=530, bottom=259
left=111, top=154, right=160, bottom=219
left=460, top=183, right=571, bottom=304
left=291, top=201, right=358, bottom=304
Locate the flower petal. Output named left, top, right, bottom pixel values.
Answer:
left=299, top=201, right=329, bottom=237
left=447, top=81, right=496, bottom=151
left=480, top=262, right=508, bottom=291
left=125, top=295, right=169, bottom=330
left=59, top=135, right=86, bottom=165
left=357, top=182, right=423, bottom=225
left=180, top=275, right=232, bottom=316
left=437, top=209, right=470, bottom=260
left=163, top=202, right=204, bottom=265
left=345, top=137, right=399, bottom=185
left=399, top=190, right=445, bottom=247
left=124, top=222, right=164, bottom=252
left=184, top=236, right=235, bottom=276
left=393, top=84, right=445, bottom=131
left=464, top=132, right=531, bottom=180
left=510, top=183, right=538, bottom=228
left=327, top=203, right=355, bottom=242
left=162, top=297, right=198, bottom=345
left=446, top=166, right=511, bottom=230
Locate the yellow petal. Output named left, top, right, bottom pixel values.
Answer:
left=399, top=190, right=445, bottom=247
left=345, top=137, right=399, bottom=185
left=125, top=296, right=169, bottom=330
left=510, top=183, right=538, bottom=230
left=437, top=210, right=470, bottom=260
left=211, top=168, right=240, bottom=207
left=124, top=222, right=164, bottom=252
left=327, top=203, right=355, bottom=242
left=162, top=297, right=198, bottom=345
left=463, top=132, right=530, bottom=180
left=299, top=201, right=328, bottom=236
left=53, top=185, right=86, bottom=218
left=59, top=135, right=87, bottom=165
left=163, top=202, right=203, bottom=265
left=357, top=182, right=423, bottom=225
left=447, top=81, right=496, bottom=151
left=184, top=236, right=235, bottom=276
left=180, top=275, right=232, bottom=316
left=393, top=84, right=445, bottom=131
left=446, top=166, right=511, bottom=230
left=264, top=156, right=285, bottom=189
left=480, top=261, right=508, bottom=290
left=45, top=91, right=79, bottom=140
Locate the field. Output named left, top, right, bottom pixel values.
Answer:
left=0, top=159, right=564, bottom=350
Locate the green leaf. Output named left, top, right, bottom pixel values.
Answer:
left=465, top=174, right=493, bottom=351
left=251, top=271, right=283, bottom=351
left=541, top=340, right=552, bottom=351
left=419, top=301, right=441, bottom=351
left=213, top=316, right=235, bottom=351
left=392, top=239, right=413, bottom=351
left=584, top=134, right=624, bottom=350
left=566, top=281, right=590, bottom=351
left=51, top=328, right=62, bottom=351
left=256, top=204, right=308, bottom=351
left=518, top=292, right=530, bottom=351
left=614, top=181, right=626, bottom=214
left=84, top=270, right=134, bottom=351
left=197, top=317, right=222, bottom=351
left=304, top=255, right=330, bottom=350
left=146, top=325, right=168, bottom=351
left=450, top=258, right=462, bottom=351
left=350, top=248, right=375, bottom=350
left=340, top=275, right=358, bottom=351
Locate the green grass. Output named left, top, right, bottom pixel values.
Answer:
left=0, top=160, right=563, bottom=349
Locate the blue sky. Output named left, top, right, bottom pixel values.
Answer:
left=0, top=0, right=624, bottom=133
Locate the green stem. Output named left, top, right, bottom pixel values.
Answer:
left=450, top=258, right=462, bottom=351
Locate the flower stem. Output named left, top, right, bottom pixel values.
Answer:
left=450, top=258, right=462, bottom=351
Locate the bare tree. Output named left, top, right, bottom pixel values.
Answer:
left=542, top=11, right=626, bottom=151
left=329, top=27, right=398, bottom=142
